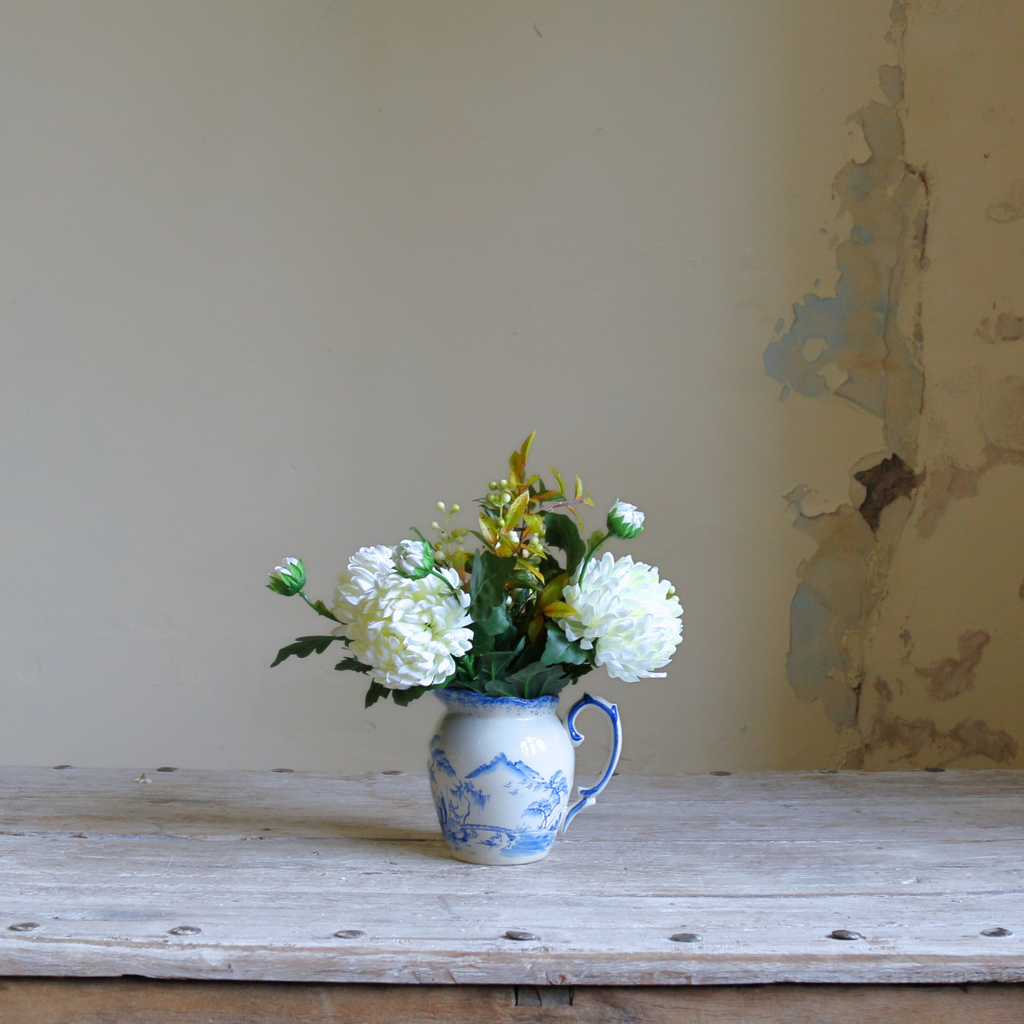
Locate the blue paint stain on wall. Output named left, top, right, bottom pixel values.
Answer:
left=764, top=102, right=919, bottom=425
left=766, top=65, right=928, bottom=731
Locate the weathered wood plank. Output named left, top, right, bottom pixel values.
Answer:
left=1, top=768, right=1022, bottom=985
left=2, top=767, right=1021, bottom=842
left=2, top=980, right=1024, bottom=1024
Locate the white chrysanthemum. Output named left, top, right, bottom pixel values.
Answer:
left=560, top=552, right=682, bottom=682
left=332, top=545, right=396, bottom=618
left=332, top=546, right=472, bottom=690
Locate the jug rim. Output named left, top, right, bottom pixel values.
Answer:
left=433, top=687, right=559, bottom=712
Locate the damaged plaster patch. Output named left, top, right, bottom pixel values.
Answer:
left=977, top=312, right=1024, bottom=343
left=878, top=63, right=904, bottom=105
left=854, top=453, right=918, bottom=532
left=765, top=17, right=928, bottom=731
left=786, top=507, right=876, bottom=727
left=763, top=98, right=926, bottom=453
left=914, top=629, right=991, bottom=701
left=917, top=419, right=1024, bottom=540
left=987, top=180, right=1024, bottom=224
left=864, top=677, right=1017, bottom=766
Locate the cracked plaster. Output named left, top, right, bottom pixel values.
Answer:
left=767, top=0, right=1024, bottom=767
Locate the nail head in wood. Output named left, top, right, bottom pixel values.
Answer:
left=669, top=932, right=701, bottom=942
left=169, top=926, right=202, bottom=936
left=333, top=930, right=365, bottom=939
left=504, top=930, right=538, bottom=941
left=981, top=927, right=1012, bottom=937
left=8, top=922, right=39, bottom=932
left=829, top=929, right=863, bottom=940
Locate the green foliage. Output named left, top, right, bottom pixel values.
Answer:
left=483, top=663, right=574, bottom=700
left=364, top=680, right=436, bottom=708
left=543, top=512, right=586, bottom=580
left=540, top=622, right=589, bottom=665
left=475, top=601, right=513, bottom=637
left=391, top=684, right=434, bottom=706
left=271, top=635, right=344, bottom=667
left=468, top=550, right=517, bottom=622
left=269, top=433, right=617, bottom=709
left=364, top=681, right=389, bottom=708
left=335, top=656, right=371, bottom=674
left=307, top=597, right=341, bottom=622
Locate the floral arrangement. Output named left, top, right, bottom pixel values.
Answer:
left=268, top=433, right=683, bottom=706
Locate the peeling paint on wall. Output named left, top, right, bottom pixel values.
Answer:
left=917, top=433, right=1024, bottom=540
left=763, top=96, right=925, bottom=452
left=987, top=180, right=1024, bottom=224
left=768, top=0, right=1024, bottom=768
left=914, top=629, right=990, bottom=702
left=864, top=678, right=1017, bottom=766
left=765, top=4, right=927, bottom=738
left=977, top=312, right=1024, bottom=343
left=854, top=453, right=917, bottom=533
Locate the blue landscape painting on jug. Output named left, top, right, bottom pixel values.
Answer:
left=429, top=736, right=569, bottom=858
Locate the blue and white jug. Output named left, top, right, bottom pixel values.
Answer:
left=427, top=688, right=622, bottom=865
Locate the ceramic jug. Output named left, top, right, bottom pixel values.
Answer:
left=427, top=688, right=622, bottom=865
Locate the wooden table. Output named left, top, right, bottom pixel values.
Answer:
left=1, top=767, right=1022, bottom=1022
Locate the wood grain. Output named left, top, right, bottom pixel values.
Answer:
left=1, top=768, right=1022, bottom=985
left=2, top=980, right=1024, bottom=1024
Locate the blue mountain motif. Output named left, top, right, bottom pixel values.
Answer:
left=429, top=745, right=569, bottom=861
left=429, top=737, right=457, bottom=778
left=523, top=770, right=569, bottom=829
left=465, top=752, right=546, bottom=788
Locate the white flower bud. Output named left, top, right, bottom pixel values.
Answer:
left=267, top=557, right=306, bottom=596
left=394, top=538, right=435, bottom=579
left=607, top=500, right=645, bottom=539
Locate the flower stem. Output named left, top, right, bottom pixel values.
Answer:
left=577, top=531, right=609, bottom=584
left=301, top=591, right=341, bottom=622
left=430, top=568, right=460, bottom=595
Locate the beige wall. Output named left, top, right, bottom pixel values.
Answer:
left=1, top=1, right=1019, bottom=774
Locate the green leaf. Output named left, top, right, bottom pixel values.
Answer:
left=537, top=554, right=564, bottom=582
left=469, top=625, right=496, bottom=654
left=542, top=512, right=586, bottom=579
left=510, top=569, right=543, bottom=590
left=474, top=639, right=526, bottom=680
left=390, top=684, right=434, bottom=707
left=310, top=598, right=341, bottom=622
left=447, top=677, right=490, bottom=696
left=563, top=662, right=595, bottom=685
left=540, top=622, right=589, bottom=665
left=485, top=662, right=572, bottom=700
left=469, top=550, right=517, bottom=622
left=476, top=601, right=513, bottom=637
left=364, top=682, right=390, bottom=708
left=335, top=656, right=371, bottom=674
left=270, top=635, right=342, bottom=667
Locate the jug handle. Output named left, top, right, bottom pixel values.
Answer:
left=561, top=693, right=622, bottom=832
